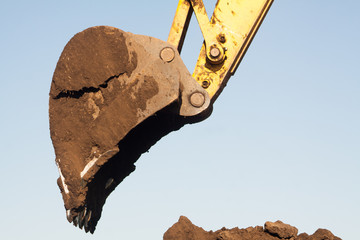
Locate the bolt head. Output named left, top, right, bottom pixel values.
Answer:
left=160, top=47, right=175, bottom=62
left=190, top=92, right=205, bottom=108
left=218, top=33, right=226, bottom=43
left=201, top=80, right=210, bottom=89
left=210, top=47, right=220, bottom=58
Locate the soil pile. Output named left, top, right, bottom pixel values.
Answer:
left=164, top=216, right=341, bottom=240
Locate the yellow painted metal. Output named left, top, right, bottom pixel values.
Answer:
left=193, top=0, right=273, bottom=101
left=168, top=0, right=273, bottom=102
left=167, top=0, right=193, bottom=53
left=190, top=0, right=226, bottom=64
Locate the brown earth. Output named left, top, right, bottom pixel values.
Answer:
left=164, top=216, right=341, bottom=240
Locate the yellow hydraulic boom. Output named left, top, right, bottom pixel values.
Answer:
left=169, top=0, right=273, bottom=101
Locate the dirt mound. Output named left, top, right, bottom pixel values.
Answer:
left=164, top=216, right=341, bottom=240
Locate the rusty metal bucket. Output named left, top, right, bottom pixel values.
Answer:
left=49, top=26, right=211, bottom=233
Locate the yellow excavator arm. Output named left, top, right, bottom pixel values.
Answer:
left=49, top=0, right=273, bottom=233
left=169, top=0, right=273, bottom=101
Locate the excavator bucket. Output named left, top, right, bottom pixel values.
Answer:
left=50, top=0, right=273, bottom=234
left=49, top=26, right=210, bottom=233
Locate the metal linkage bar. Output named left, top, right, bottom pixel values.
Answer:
left=168, top=0, right=274, bottom=102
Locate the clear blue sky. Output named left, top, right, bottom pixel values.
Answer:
left=0, top=0, right=359, bottom=239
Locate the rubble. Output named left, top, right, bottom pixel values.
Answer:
left=163, top=216, right=341, bottom=240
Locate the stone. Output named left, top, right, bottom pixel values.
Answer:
left=265, top=220, right=298, bottom=239
left=163, top=216, right=342, bottom=240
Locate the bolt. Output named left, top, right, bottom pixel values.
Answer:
left=201, top=80, right=210, bottom=89
left=218, top=33, right=226, bottom=43
left=210, top=47, right=221, bottom=58
left=160, top=47, right=175, bottom=62
left=190, top=92, right=205, bottom=108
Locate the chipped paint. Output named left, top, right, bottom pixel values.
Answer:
left=56, top=159, right=70, bottom=194
left=80, top=156, right=98, bottom=178
left=80, top=149, right=119, bottom=178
